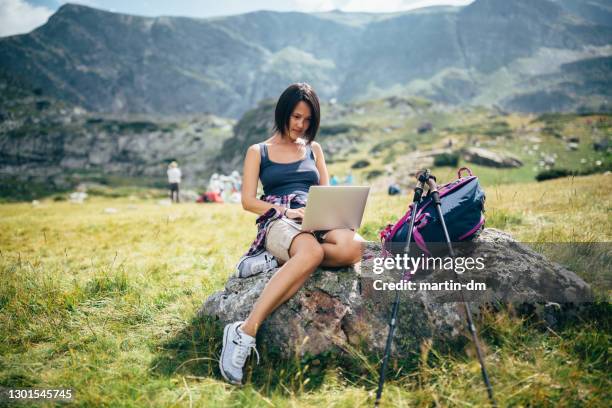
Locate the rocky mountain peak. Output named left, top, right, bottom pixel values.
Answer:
left=0, top=0, right=608, bottom=117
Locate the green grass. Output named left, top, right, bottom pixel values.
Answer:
left=0, top=174, right=610, bottom=406
left=323, top=111, right=611, bottom=189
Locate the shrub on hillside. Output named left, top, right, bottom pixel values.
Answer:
left=483, top=121, right=511, bottom=137
left=536, top=163, right=612, bottom=181
left=536, top=169, right=573, bottom=181
left=351, top=159, right=370, bottom=169
left=434, top=152, right=459, bottom=167
left=319, top=123, right=356, bottom=137
left=365, top=169, right=383, bottom=180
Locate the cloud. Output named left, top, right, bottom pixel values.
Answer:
left=0, top=0, right=54, bottom=37
left=340, top=0, right=473, bottom=13
left=58, top=0, right=101, bottom=8
left=294, top=0, right=338, bottom=12
left=291, top=0, right=474, bottom=13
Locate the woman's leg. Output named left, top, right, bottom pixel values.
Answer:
left=240, top=233, right=324, bottom=337
left=320, top=229, right=365, bottom=267
left=254, top=229, right=363, bottom=311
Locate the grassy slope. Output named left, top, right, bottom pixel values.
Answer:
left=322, top=106, right=611, bottom=189
left=0, top=174, right=610, bottom=407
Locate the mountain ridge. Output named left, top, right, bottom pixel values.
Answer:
left=0, top=0, right=610, bottom=117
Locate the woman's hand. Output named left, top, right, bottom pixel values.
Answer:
left=284, top=208, right=304, bottom=220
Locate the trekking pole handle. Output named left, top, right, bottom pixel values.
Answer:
left=416, top=169, right=431, bottom=185
left=424, top=174, right=437, bottom=192
left=421, top=171, right=441, bottom=205
left=412, top=169, right=429, bottom=202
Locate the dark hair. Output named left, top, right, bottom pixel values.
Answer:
left=273, top=83, right=320, bottom=144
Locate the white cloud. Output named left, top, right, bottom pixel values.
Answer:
left=287, top=0, right=474, bottom=14
left=58, top=0, right=101, bottom=8
left=340, top=0, right=473, bottom=13
left=294, top=0, right=338, bottom=12
left=0, top=0, right=54, bottom=37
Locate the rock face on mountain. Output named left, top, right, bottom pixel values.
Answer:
left=504, top=56, right=612, bottom=113
left=463, top=147, right=523, bottom=168
left=214, top=99, right=275, bottom=174
left=0, top=75, right=234, bottom=192
left=212, top=99, right=368, bottom=174
left=0, top=0, right=610, bottom=117
left=200, top=229, right=592, bottom=358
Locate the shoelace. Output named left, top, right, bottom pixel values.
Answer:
left=232, top=330, right=260, bottom=367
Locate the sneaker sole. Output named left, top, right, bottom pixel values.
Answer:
left=219, top=324, right=242, bottom=386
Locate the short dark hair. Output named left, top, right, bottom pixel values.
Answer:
left=273, top=83, right=320, bottom=144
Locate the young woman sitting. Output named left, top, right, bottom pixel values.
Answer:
left=219, top=83, right=364, bottom=385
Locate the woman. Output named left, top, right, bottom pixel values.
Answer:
left=219, top=83, right=363, bottom=385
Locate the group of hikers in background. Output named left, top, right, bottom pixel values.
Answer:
left=202, top=172, right=242, bottom=203
left=329, top=173, right=354, bottom=186
left=166, top=162, right=242, bottom=204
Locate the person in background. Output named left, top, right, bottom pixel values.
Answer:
left=329, top=174, right=339, bottom=186
left=344, top=171, right=354, bottom=185
left=167, top=161, right=182, bottom=203
left=231, top=170, right=242, bottom=192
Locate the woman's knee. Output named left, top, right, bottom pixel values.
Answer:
left=290, top=234, right=324, bottom=265
left=348, top=239, right=364, bottom=264
left=312, top=242, right=325, bottom=263
left=327, top=237, right=362, bottom=265
left=302, top=240, right=324, bottom=265
left=338, top=239, right=362, bottom=265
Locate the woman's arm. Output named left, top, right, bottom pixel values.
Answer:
left=241, top=145, right=287, bottom=216
left=312, top=142, right=329, bottom=186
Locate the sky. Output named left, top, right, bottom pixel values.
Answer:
left=0, top=0, right=474, bottom=37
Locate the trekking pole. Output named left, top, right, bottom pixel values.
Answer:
left=374, top=170, right=429, bottom=407
left=424, top=174, right=497, bottom=407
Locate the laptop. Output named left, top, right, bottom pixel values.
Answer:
left=282, top=186, right=370, bottom=232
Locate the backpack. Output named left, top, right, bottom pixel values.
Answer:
left=380, top=168, right=485, bottom=254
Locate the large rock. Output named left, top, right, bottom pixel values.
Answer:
left=199, top=229, right=592, bottom=358
left=463, top=147, right=523, bottom=168
left=395, top=148, right=455, bottom=177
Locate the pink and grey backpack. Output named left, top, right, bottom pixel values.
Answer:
left=380, top=168, right=485, bottom=254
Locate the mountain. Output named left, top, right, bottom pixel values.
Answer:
left=0, top=0, right=610, bottom=117
left=551, top=0, right=612, bottom=27
left=0, top=71, right=234, bottom=198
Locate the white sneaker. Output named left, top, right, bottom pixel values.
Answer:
left=219, top=321, right=259, bottom=385
left=235, top=251, right=278, bottom=278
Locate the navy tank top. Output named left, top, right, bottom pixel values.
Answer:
left=259, top=143, right=320, bottom=207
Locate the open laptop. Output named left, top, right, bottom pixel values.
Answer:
left=282, top=186, right=370, bottom=232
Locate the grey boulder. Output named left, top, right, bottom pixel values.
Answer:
left=199, top=229, right=592, bottom=358
left=463, top=147, right=523, bottom=168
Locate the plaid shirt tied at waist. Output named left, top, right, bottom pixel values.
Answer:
left=245, top=193, right=307, bottom=256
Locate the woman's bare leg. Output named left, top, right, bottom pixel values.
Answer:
left=274, top=230, right=364, bottom=305
left=262, top=230, right=364, bottom=310
left=241, top=233, right=324, bottom=337
left=320, top=229, right=365, bottom=267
